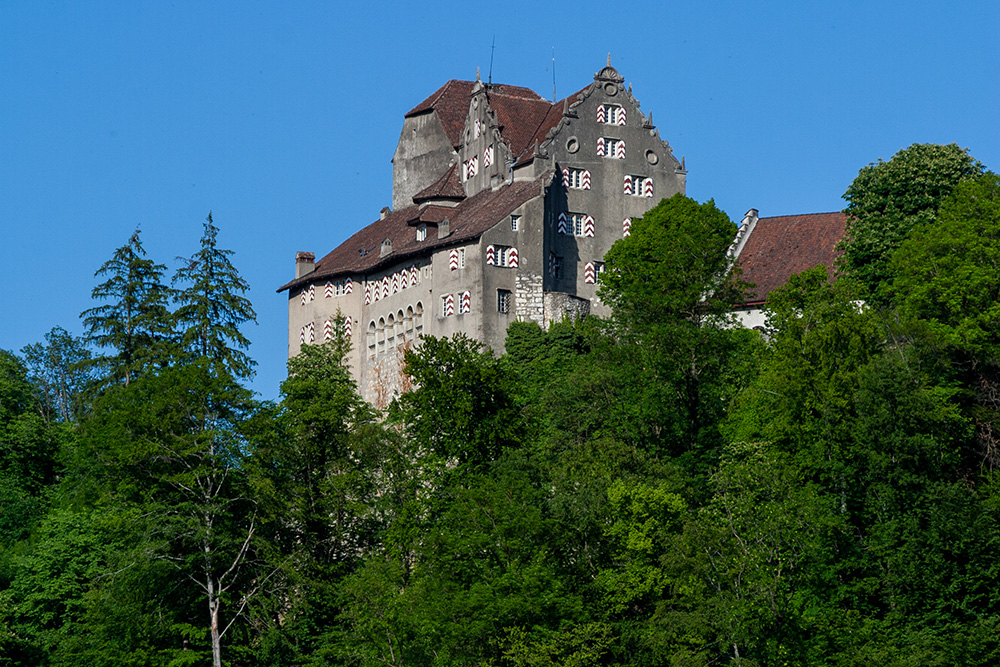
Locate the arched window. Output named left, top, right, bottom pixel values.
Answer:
left=377, top=317, right=386, bottom=356
left=386, top=314, right=395, bottom=350
left=396, top=310, right=405, bottom=345
left=405, top=306, right=414, bottom=340
left=414, top=302, right=424, bottom=336
left=367, top=321, right=376, bottom=359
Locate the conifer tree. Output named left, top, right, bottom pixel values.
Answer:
left=81, top=229, right=174, bottom=386
left=173, top=212, right=257, bottom=380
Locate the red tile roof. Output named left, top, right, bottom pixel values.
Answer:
left=413, top=162, right=465, bottom=203
left=735, top=211, right=847, bottom=304
left=279, top=173, right=550, bottom=293
left=404, top=78, right=583, bottom=165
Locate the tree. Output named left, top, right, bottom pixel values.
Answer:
left=21, top=326, right=94, bottom=424
left=81, top=229, right=175, bottom=387
left=599, top=194, right=748, bottom=466
left=838, top=143, right=984, bottom=305
left=173, top=213, right=257, bottom=380
left=893, top=173, right=1000, bottom=468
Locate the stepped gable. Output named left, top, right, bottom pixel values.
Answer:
left=736, top=211, right=847, bottom=304
left=413, top=162, right=465, bottom=203
left=278, top=173, right=549, bottom=292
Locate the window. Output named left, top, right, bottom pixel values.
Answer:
left=598, top=137, right=624, bottom=159
left=414, top=302, right=424, bottom=335
left=599, top=103, right=624, bottom=125
left=497, top=289, right=511, bottom=314
left=564, top=168, right=589, bottom=189
left=625, top=175, right=651, bottom=198
left=510, top=214, right=520, bottom=231
left=405, top=306, right=414, bottom=340
left=386, top=314, right=395, bottom=349
left=367, top=321, right=376, bottom=359
left=489, top=244, right=519, bottom=267
left=548, top=252, right=563, bottom=279
left=594, top=261, right=606, bottom=276
left=377, top=318, right=386, bottom=356
left=416, top=224, right=427, bottom=242
left=459, top=248, right=466, bottom=268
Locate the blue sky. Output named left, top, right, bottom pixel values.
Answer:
left=2, top=1, right=998, bottom=400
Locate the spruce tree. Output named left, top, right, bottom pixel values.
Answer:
left=81, top=229, right=174, bottom=387
left=173, top=213, right=257, bottom=380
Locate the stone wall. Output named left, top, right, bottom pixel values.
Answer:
left=515, top=272, right=545, bottom=325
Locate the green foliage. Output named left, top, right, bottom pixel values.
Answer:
left=392, top=333, right=523, bottom=469
left=173, top=213, right=257, bottom=380
left=82, top=229, right=175, bottom=387
left=21, top=327, right=94, bottom=424
left=838, top=143, right=985, bottom=304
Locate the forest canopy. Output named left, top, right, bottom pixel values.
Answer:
left=3, top=150, right=1000, bottom=666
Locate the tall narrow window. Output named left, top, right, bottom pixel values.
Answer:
left=416, top=225, right=427, bottom=242
left=510, top=214, right=521, bottom=231
left=415, top=302, right=424, bottom=335
left=497, top=289, right=511, bottom=314
left=367, top=322, right=376, bottom=359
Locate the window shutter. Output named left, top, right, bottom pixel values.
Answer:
left=324, top=319, right=333, bottom=341
left=445, top=294, right=455, bottom=316
left=623, top=174, right=633, bottom=195
left=623, top=218, right=632, bottom=237
left=615, top=140, right=626, bottom=159
left=344, top=317, right=352, bottom=338
left=583, top=215, right=595, bottom=237
left=582, top=169, right=591, bottom=190
left=584, top=262, right=596, bottom=284
left=460, top=291, right=471, bottom=313
left=617, top=106, right=627, bottom=126
left=643, top=177, right=653, bottom=198
left=450, top=249, right=459, bottom=270
left=483, top=145, right=493, bottom=167
left=364, top=283, right=371, bottom=304
left=345, top=279, right=353, bottom=294
left=596, top=137, right=606, bottom=157
left=562, top=167, right=569, bottom=187
left=557, top=212, right=568, bottom=235
left=597, top=104, right=606, bottom=123
left=486, top=244, right=496, bottom=265
left=508, top=247, right=519, bottom=267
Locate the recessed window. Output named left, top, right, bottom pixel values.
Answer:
left=458, top=248, right=466, bottom=268
left=497, top=289, right=511, bottom=314
left=510, top=214, right=521, bottom=231
left=599, top=104, right=624, bottom=125
left=598, top=137, right=624, bottom=159
left=625, top=175, right=650, bottom=197
left=564, top=168, right=589, bottom=189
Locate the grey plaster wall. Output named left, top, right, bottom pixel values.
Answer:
left=392, top=112, right=457, bottom=210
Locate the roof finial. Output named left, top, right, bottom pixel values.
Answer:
left=476, top=66, right=481, bottom=82
left=607, top=53, right=611, bottom=67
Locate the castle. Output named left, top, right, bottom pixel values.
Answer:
left=280, top=59, right=688, bottom=405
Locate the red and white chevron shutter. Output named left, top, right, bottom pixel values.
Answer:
left=615, top=140, right=626, bottom=159
left=445, top=293, right=455, bottom=316
left=475, top=118, right=481, bottom=138
left=410, top=264, right=418, bottom=284
left=449, top=249, right=459, bottom=270
left=486, top=244, right=496, bottom=265
left=381, top=276, right=389, bottom=299
left=324, top=319, right=333, bottom=341
left=582, top=170, right=591, bottom=189
left=400, top=270, right=408, bottom=289
left=643, top=177, right=653, bottom=198
left=391, top=273, right=399, bottom=294
left=596, top=104, right=606, bottom=123
left=508, top=247, right=519, bottom=267
left=299, top=326, right=305, bottom=344
left=308, top=285, right=315, bottom=301
left=561, top=168, right=569, bottom=187
left=364, top=283, right=372, bottom=305
left=466, top=156, right=478, bottom=178
left=308, top=322, right=315, bottom=343
left=483, top=145, right=492, bottom=167
left=583, top=215, right=595, bottom=237
left=325, top=282, right=334, bottom=298
left=300, top=289, right=307, bottom=306
left=623, top=218, right=632, bottom=237
left=344, top=316, right=352, bottom=338
left=345, top=279, right=353, bottom=295
left=460, top=291, right=471, bottom=313
left=558, top=212, right=568, bottom=235
left=616, top=106, right=627, bottom=126
left=623, top=175, right=633, bottom=195
left=596, top=137, right=606, bottom=157
left=584, top=262, right=596, bottom=284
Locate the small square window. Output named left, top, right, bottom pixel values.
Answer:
left=510, top=214, right=521, bottom=231
left=497, top=289, right=511, bottom=314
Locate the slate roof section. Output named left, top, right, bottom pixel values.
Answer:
left=278, top=173, right=551, bottom=293
left=735, top=211, right=847, bottom=304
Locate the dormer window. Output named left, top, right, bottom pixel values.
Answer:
left=416, top=224, right=427, bottom=242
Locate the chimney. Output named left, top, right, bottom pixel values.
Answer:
left=380, top=206, right=390, bottom=220
left=437, top=218, right=450, bottom=239
left=295, top=251, right=315, bottom=279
